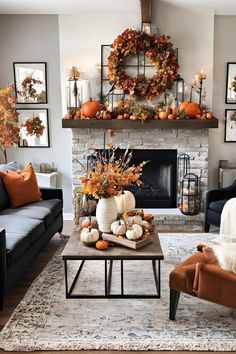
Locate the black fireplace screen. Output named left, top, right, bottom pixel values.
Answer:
left=124, top=149, right=177, bottom=208
left=95, top=149, right=177, bottom=209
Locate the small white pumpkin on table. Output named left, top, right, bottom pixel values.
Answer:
left=111, top=219, right=126, bottom=236
left=126, top=224, right=143, bottom=240
left=80, top=226, right=99, bottom=246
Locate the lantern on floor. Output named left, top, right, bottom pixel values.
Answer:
left=178, top=153, right=190, bottom=181
left=67, top=66, right=80, bottom=114
left=179, top=173, right=200, bottom=215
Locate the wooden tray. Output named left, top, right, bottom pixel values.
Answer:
left=102, top=233, right=152, bottom=249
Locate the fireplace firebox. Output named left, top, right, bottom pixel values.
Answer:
left=94, top=149, right=177, bottom=209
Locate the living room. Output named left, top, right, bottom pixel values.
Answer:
left=0, top=0, right=236, bottom=352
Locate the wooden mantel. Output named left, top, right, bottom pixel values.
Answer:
left=62, top=117, right=218, bottom=130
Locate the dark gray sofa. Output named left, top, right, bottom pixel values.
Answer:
left=0, top=176, right=63, bottom=310
left=205, top=180, right=236, bottom=231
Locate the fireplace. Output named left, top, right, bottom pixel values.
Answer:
left=123, top=149, right=177, bottom=208
left=95, top=149, right=177, bottom=209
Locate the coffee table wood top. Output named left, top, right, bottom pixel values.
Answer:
left=62, top=229, right=164, bottom=260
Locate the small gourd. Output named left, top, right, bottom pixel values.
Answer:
left=81, top=215, right=98, bottom=229
left=126, top=214, right=143, bottom=226
left=80, top=227, right=99, bottom=246
left=96, top=240, right=109, bottom=250
left=126, top=224, right=143, bottom=240
left=111, top=219, right=126, bottom=236
left=115, top=190, right=136, bottom=214
left=141, top=220, right=152, bottom=230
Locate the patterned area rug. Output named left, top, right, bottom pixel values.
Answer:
left=1, top=232, right=236, bottom=351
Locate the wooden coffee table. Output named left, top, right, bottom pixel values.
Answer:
left=61, top=229, right=164, bottom=299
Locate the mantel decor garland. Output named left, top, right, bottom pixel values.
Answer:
left=108, top=29, right=179, bottom=100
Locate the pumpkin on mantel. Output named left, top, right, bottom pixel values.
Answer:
left=179, top=102, right=200, bottom=118
left=81, top=98, right=101, bottom=118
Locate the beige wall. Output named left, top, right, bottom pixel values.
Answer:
left=209, top=15, right=236, bottom=188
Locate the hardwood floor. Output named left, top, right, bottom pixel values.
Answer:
left=0, top=221, right=233, bottom=354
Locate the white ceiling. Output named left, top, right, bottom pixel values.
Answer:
left=0, top=0, right=236, bottom=15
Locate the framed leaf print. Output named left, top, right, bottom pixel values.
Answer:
left=13, top=62, right=47, bottom=104
left=225, top=109, right=236, bottom=142
left=17, top=108, right=50, bottom=147
left=225, top=62, right=236, bottom=104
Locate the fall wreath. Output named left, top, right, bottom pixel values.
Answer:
left=108, top=29, right=179, bottom=100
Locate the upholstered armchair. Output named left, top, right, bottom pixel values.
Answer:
left=205, top=180, right=236, bottom=232
left=169, top=246, right=236, bottom=320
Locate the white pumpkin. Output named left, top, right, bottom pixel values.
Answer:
left=80, top=227, right=99, bottom=245
left=115, top=191, right=136, bottom=214
left=141, top=220, right=152, bottom=230
left=126, top=224, right=143, bottom=240
left=111, top=220, right=126, bottom=236
left=126, top=214, right=143, bottom=226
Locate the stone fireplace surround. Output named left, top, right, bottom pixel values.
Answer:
left=72, top=127, right=208, bottom=231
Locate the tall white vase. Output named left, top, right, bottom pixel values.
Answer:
left=96, top=197, right=118, bottom=233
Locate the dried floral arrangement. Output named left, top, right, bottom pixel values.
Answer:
left=20, top=75, right=43, bottom=101
left=0, top=85, right=19, bottom=162
left=80, top=130, right=148, bottom=199
left=22, top=116, right=45, bottom=137
left=107, top=29, right=179, bottom=100
left=229, top=76, right=236, bottom=93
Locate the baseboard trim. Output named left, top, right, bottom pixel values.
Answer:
left=63, top=213, right=73, bottom=220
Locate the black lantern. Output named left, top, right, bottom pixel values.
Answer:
left=175, top=74, right=185, bottom=108
left=178, top=153, right=190, bottom=181
left=67, top=66, right=80, bottom=114
left=179, top=173, right=200, bottom=215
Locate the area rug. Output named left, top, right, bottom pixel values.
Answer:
left=0, top=232, right=236, bottom=351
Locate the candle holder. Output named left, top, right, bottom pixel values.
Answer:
left=194, top=70, right=207, bottom=106
left=174, top=75, right=185, bottom=108
left=67, top=66, right=80, bottom=114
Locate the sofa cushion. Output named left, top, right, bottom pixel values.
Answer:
left=0, top=199, right=62, bottom=227
left=209, top=199, right=228, bottom=214
left=0, top=163, right=41, bottom=208
left=0, top=176, right=10, bottom=211
left=0, top=215, right=45, bottom=265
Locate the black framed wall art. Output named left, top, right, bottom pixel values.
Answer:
left=225, top=109, right=236, bottom=142
left=225, top=62, right=236, bottom=104
left=17, top=108, right=50, bottom=147
left=13, top=62, right=47, bottom=104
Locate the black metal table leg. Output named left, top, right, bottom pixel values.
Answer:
left=107, top=260, right=113, bottom=295
left=64, top=259, right=69, bottom=298
left=68, top=260, right=85, bottom=296
left=121, top=260, right=124, bottom=295
left=105, top=260, right=108, bottom=296
left=152, top=259, right=161, bottom=297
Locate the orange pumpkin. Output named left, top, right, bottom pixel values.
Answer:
left=96, top=240, right=109, bottom=250
left=159, top=111, right=168, bottom=119
left=168, top=114, right=175, bottom=120
left=179, top=102, right=200, bottom=118
left=81, top=98, right=101, bottom=118
left=82, top=217, right=98, bottom=229
left=206, top=112, right=213, bottom=120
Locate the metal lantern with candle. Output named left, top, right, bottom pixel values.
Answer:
left=67, top=66, right=80, bottom=114
left=179, top=173, right=200, bottom=215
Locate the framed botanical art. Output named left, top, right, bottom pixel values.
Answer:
left=225, top=109, right=236, bottom=142
left=13, top=62, right=47, bottom=104
left=225, top=62, right=236, bottom=104
left=17, top=108, right=50, bottom=148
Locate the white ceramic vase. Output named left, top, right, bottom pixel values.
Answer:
left=96, top=197, right=118, bottom=233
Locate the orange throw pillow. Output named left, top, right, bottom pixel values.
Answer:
left=0, top=163, right=41, bottom=208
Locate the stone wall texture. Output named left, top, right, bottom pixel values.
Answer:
left=72, top=128, right=209, bottom=201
